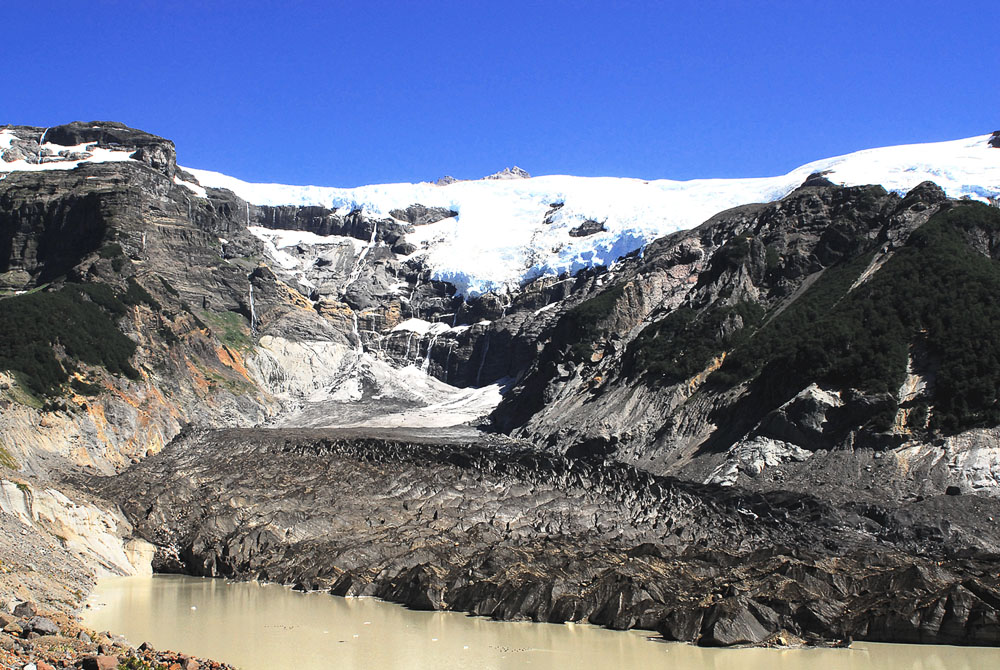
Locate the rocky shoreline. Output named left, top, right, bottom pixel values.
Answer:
left=0, top=599, right=235, bottom=670
left=80, top=428, right=1000, bottom=648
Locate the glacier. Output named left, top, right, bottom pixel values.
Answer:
left=184, top=134, right=1000, bottom=297
left=4, top=127, right=999, bottom=297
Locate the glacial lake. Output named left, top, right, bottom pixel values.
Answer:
left=83, top=575, right=1000, bottom=670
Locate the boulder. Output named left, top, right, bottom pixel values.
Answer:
left=756, top=384, right=842, bottom=449
left=81, top=655, right=119, bottom=670
left=699, top=598, right=780, bottom=646
left=12, top=602, right=35, bottom=618
left=25, top=616, right=59, bottom=636
left=2, top=146, right=29, bottom=163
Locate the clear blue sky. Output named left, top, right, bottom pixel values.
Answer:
left=5, top=1, right=998, bottom=187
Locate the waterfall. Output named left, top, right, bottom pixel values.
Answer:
left=344, top=221, right=378, bottom=291
left=248, top=274, right=259, bottom=337
left=38, top=127, right=48, bottom=146
left=408, top=280, right=420, bottom=319
left=351, top=312, right=363, bottom=352
left=443, top=342, right=454, bottom=381
left=421, top=334, right=440, bottom=373
left=403, top=332, right=414, bottom=361
left=475, top=333, right=491, bottom=386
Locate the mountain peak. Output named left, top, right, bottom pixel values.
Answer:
left=483, top=166, right=530, bottom=180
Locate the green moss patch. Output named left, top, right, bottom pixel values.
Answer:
left=199, top=309, right=253, bottom=351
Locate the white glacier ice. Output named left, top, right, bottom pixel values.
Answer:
left=4, top=127, right=998, bottom=298
left=183, top=134, right=1000, bottom=297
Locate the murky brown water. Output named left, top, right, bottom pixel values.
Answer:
left=83, top=575, right=1000, bottom=670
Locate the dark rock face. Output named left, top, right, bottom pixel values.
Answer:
left=254, top=205, right=410, bottom=247
left=89, top=428, right=1000, bottom=647
left=388, top=204, right=458, bottom=226
left=568, top=219, right=607, bottom=237
left=0, top=170, right=108, bottom=285
left=990, top=131, right=1000, bottom=149
left=799, top=172, right=836, bottom=188
left=43, top=121, right=178, bottom=178
left=0, top=160, right=259, bottom=306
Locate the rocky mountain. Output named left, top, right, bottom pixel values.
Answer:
left=2, top=121, right=1000, bottom=648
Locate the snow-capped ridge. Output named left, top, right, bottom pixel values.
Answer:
left=184, top=133, right=1000, bottom=297
left=5, top=125, right=999, bottom=298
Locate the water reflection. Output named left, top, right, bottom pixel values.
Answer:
left=83, top=575, right=1000, bottom=670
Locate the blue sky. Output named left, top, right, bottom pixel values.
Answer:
left=5, top=1, right=998, bottom=186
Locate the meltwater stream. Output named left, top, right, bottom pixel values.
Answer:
left=83, top=575, right=1000, bottom=670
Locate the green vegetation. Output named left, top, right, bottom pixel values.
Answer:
left=0, top=283, right=140, bottom=397
left=629, top=301, right=764, bottom=385
left=764, top=245, right=781, bottom=275
left=124, top=277, right=160, bottom=310
left=710, top=251, right=876, bottom=388
left=708, top=202, right=1000, bottom=433
left=558, top=283, right=624, bottom=360
left=98, top=242, right=124, bottom=259
left=158, top=276, right=180, bottom=296
left=189, top=355, right=254, bottom=395
left=118, top=656, right=168, bottom=670
left=71, top=377, right=103, bottom=396
left=628, top=202, right=1000, bottom=434
left=6, top=373, right=45, bottom=409
left=697, top=234, right=753, bottom=287
left=0, top=441, right=19, bottom=470
left=199, top=309, right=253, bottom=351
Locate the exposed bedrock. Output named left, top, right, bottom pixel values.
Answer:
left=89, top=429, right=1000, bottom=647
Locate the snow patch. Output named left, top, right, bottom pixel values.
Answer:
left=0, top=130, right=136, bottom=172
left=174, top=175, right=206, bottom=197
left=390, top=318, right=457, bottom=336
